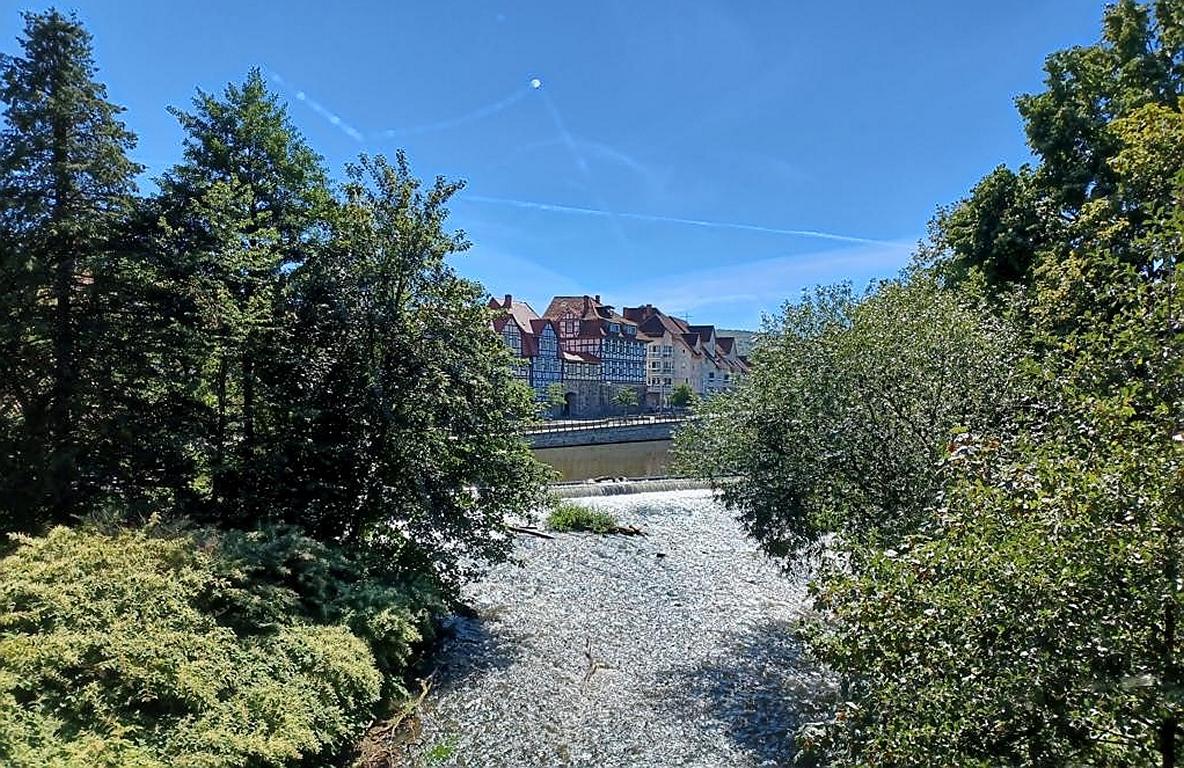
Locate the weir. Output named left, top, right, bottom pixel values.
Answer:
left=524, top=416, right=686, bottom=449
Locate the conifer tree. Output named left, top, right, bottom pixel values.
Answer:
left=155, top=69, right=329, bottom=523
left=0, top=10, right=141, bottom=531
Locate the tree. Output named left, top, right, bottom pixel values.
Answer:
left=805, top=247, right=1184, bottom=765
left=543, top=382, right=567, bottom=418
left=669, top=381, right=695, bottom=408
left=676, top=277, right=1025, bottom=556
left=273, top=153, right=549, bottom=584
left=683, top=3, right=1184, bottom=762
left=1017, top=0, right=1184, bottom=211
left=154, top=68, right=330, bottom=525
left=0, top=10, right=142, bottom=532
left=612, top=386, right=639, bottom=415
left=927, top=1, right=1184, bottom=292
left=929, top=165, right=1052, bottom=287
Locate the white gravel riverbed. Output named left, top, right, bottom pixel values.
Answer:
left=402, top=490, right=832, bottom=767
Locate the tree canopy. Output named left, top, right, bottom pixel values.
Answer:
left=0, top=15, right=547, bottom=583
left=680, top=1, right=1184, bottom=763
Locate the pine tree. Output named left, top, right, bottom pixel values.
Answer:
left=0, top=10, right=141, bottom=531
left=155, top=69, right=329, bottom=524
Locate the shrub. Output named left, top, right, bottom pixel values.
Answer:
left=546, top=500, right=618, bottom=534
left=675, top=276, right=1025, bottom=555
left=0, top=524, right=441, bottom=768
left=669, top=382, right=696, bottom=408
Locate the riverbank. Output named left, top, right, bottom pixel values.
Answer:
left=377, top=490, right=832, bottom=767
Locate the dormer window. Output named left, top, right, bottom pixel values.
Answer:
left=610, top=323, right=619, bottom=333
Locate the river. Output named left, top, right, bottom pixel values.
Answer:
left=532, top=439, right=674, bottom=481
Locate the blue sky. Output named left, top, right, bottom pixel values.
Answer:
left=3, top=1, right=1105, bottom=328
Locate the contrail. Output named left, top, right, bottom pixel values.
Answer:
left=266, top=69, right=363, bottom=142
left=540, top=88, right=588, bottom=174
left=375, top=87, right=532, bottom=139
left=464, top=195, right=896, bottom=246
left=268, top=66, right=537, bottom=143
left=536, top=86, right=635, bottom=252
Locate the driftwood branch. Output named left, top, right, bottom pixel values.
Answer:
left=507, top=524, right=556, bottom=539
left=607, top=525, right=646, bottom=536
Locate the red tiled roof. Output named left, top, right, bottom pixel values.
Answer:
left=545, top=295, right=637, bottom=327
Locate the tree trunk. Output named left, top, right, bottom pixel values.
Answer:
left=1161, top=716, right=1177, bottom=768
left=48, top=86, right=77, bottom=522
left=214, top=349, right=227, bottom=504
left=1163, top=534, right=1179, bottom=768
left=242, top=350, right=255, bottom=450
left=50, top=239, right=75, bottom=518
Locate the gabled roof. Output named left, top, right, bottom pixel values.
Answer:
left=546, top=295, right=646, bottom=348
left=544, top=295, right=608, bottom=321
left=490, top=294, right=548, bottom=358
left=489, top=294, right=540, bottom=331
left=529, top=317, right=558, bottom=336
left=688, top=324, right=717, bottom=345
left=623, top=304, right=697, bottom=348
left=562, top=350, right=601, bottom=365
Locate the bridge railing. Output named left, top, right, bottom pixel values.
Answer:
left=523, top=414, right=688, bottom=435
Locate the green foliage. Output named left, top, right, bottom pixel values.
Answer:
left=676, top=276, right=1024, bottom=555
left=543, top=382, right=568, bottom=416
left=0, top=10, right=145, bottom=532
left=1016, top=0, right=1184, bottom=211
left=669, top=381, right=696, bottom=408
left=928, top=1, right=1184, bottom=292
left=0, top=524, right=440, bottom=767
left=423, top=738, right=457, bottom=763
left=677, top=2, right=1184, bottom=763
left=806, top=414, right=1183, bottom=766
left=612, top=386, right=639, bottom=413
left=0, top=11, right=547, bottom=589
left=154, top=68, right=331, bottom=525
left=270, top=153, right=549, bottom=583
left=930, top=165, right=1052, bottom=287
left=546, top=500, right=618, bottom=534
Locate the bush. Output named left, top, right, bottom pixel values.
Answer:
left=546, top=501, right=618, bottom=534
left=676, top=276, right=1025, bottom=555
left=669, top=382, right=696, bottom=408
left=0, top=524, right=442, bottom=768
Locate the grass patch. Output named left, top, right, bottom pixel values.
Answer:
left=424, top=737, right=457, bottom=763
left=546, top=500, right=619, bottom=533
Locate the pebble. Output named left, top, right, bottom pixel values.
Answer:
left=404, top=490, right=833, bottom=767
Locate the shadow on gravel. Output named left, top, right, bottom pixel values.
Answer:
left=652, top=618, right=835, bottom=766
left=426, top=611, right=522, bottom=695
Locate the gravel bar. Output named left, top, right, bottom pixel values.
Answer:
left=404, top=489, right=832, bottom=767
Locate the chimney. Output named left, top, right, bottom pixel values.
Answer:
left=504, top=294, right=512, bottom=308
left=594, top=294, right=601, bottom=303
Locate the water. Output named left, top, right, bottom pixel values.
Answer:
left=533, top=439, right=674, bottom=481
